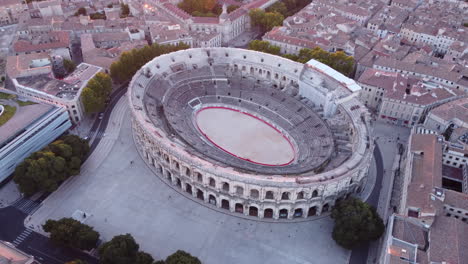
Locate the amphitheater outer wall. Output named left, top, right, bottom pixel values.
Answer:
left=129, top=48, right=374, bottom=220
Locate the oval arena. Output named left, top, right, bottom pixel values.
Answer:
left=128, top=48, right=374, bottom=220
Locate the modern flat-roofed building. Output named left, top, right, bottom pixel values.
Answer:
left=12, top=63, right=103, bottom=123
left=0, top=93, right=71, bottom=183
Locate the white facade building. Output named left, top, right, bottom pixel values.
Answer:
left=0, top=97, right=71, bottom=182
left=12, top=63, right=103, bottom=123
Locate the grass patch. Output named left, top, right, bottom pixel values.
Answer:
left=17, top=100, right=37, bottom=107
left=0, top=105, right=17, bottom=126
left=0, top=92, right=16, bottom=100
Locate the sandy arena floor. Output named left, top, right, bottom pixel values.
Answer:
left=196, top=107, right=295, bottom=166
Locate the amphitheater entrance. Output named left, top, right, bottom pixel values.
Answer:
left=209, top=195, right=216, bottom=205
left=264, top=208, right=273, bottom=218
left=249, top=206, right=258, bottom=217
left=279, top=209, right=288, bottom=219
left=235, top=203, right=243, bottom=213
left=221, top=199, right=230, bottom=210
left=195, top=107, right=295, bottom=166
left=294, top=208, right=303, bottom=218
left=197, top=189, right=204, bottom=200
left=308, top=207, right=317, bottom=217
left=186, top=184, right=192, bottom=195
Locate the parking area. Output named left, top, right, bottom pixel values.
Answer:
left=27, top=99, right=350, bottom=264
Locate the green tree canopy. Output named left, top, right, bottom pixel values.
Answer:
left=43, top=218, right=100, bottom=251
left=248, top=9, right=284, bottom=32
left=331, top=198, right=385, bottom=249
left=98, top=234, right=154, bottom=264
left=165, top=250, right=201, bottom=264
left=75, top=7, right=87, bottom=16
left=81, top=72, right=112, bottom=113
left=248, top=41, right=355, bottom=76
left=63, top=59, right=76, bottom=74
left=13, top=135, right=89, bottom=196
left=109, top=42, right=189, bottom=84
left=121, top=3, right=130, bottom=17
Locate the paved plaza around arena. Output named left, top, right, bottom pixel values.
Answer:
left=26, top=97, right=350, bottom=264
left=196, top=106, right=295, bottom=166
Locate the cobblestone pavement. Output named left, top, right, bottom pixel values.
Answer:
left=27, top=96, right=350, bottom=264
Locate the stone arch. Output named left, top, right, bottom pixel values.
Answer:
left=297, top=191, right=305, bottom=200
left=308, top=206, right=317, bottom=217
left=265, top=191, right=274, bottom=199
left=222, top=182, right=230, bottom=192
left=279, top=209, right=288, bottom=219
left=235, top=203, right=243, bottom=213
left=221, top=199, right=229, bottom=209
left=209, top=177, right=216, bottom=187
left=249, top=206, right=258, bottom=217
left=186, top=183, right=192, bottom=195
left=294, top=208, right=303, bottom=218
left=281, top=192, right=290, bottom=200
left=250, top=189, right=259, bottom=199
left=176, top=178, right=181, bottom=188
left=264, top=208, right=273, bottom=218
left=312, top=190, right=318, bottom=198
left=208, top=194, right=217, bottom=206
left=322, top=203, right=330, bottom=213
left=196, top=189, right=204, bottom=200
left=196, top=172, right=203, bottom=182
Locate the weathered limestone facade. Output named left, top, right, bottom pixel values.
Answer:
left=129, top=48, right=374, bottom=220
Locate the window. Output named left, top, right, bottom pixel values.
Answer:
left=265, top=191, right=274, bottom=199
left=250, top=189, right=259, bottom=198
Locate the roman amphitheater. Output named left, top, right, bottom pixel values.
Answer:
left=128, top=48, right=374, bottom=220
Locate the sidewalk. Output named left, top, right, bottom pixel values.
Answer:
left=69, top=115, right=95, bottom=139
left=24, top=94, right=129, bottom=234
left=0, top=181, right=21, bottom=208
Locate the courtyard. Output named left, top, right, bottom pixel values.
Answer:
left=27, top=97, right=350, bottom=264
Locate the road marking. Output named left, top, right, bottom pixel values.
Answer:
left=27, top=246, right=66, bottom=264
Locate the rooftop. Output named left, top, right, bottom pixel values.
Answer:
left=15, top=63, right=102, bottom=100
left=0, top=97, right=53, bottom=146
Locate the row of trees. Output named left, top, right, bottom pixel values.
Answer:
left=249, top=8, right=284, bottom=32
left=109, top=42, right=190, bottom=84
left=13, top=135, right=89, bottom=196
left=43, top=220, right=202, bottom=264
left=266, top=0, right=312, bottom=17
left=177, top=0, right=240, bottom=17
left=248, top=40, right=355, bottom=76
left=81, top=72, right=112, bottom=113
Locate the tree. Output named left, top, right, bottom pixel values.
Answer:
left=81, top=72, right=112, bottom=113
left=248, top=40, right=281, bottom=55
left=135, top=251, right=155, bottom=264
left=13, top=135, right=89, bottom=196
left=109, top=42, right=190, bottom=83
left=63, top=59, right=76, bottom=74
left=330, top=198, right=385, bottom=249
left=266, top=2, right=287, bottom=15
left=98, top=234, right=141, bottom=264
left=248, top=9, right=284, bottom=32
left=165, top=250, right=201, bottom=264
left=43, top=218, right=100, bottom=251
left=249, top=9, right=265, bottom=28
left=75, top=7, right=87, bottom=16
left=121, top=3, right=130, bottom=17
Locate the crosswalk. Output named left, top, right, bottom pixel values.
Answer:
left=11, top=197, right=41, bottom=215
left=12, top=228, right=33, bottom=246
